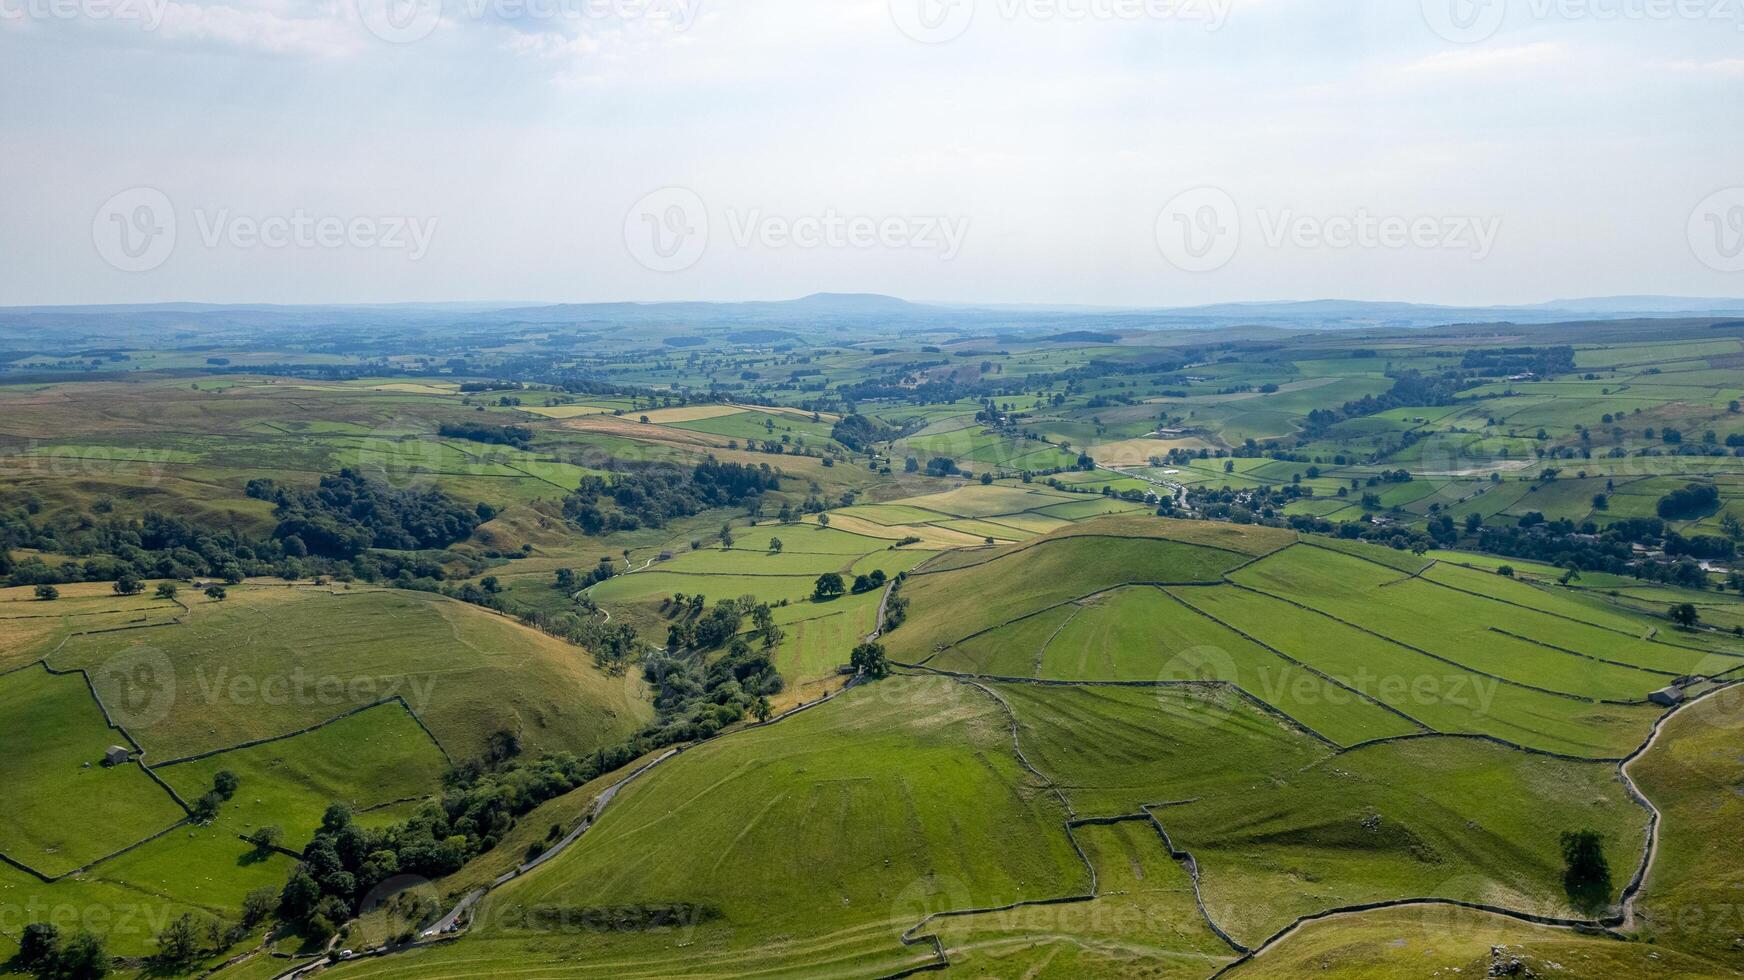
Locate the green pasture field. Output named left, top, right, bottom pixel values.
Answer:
left=1631, top=686, right=1744, bottom=968
left=1001, top=679, right=1652, bottom=948
left=588, top=569, right=822, bottom=606
left=994, top=682, right=1331, bottom=817
left=654, top=547, right=858, bottom=577
left=1283, top=497, right=1356, bottom=519
left=1034, top=586, right=1418, bottom=745
left=1427, top=555, right=1743, bottom=662
left=45, top=587, right=649, bottom=762
left=1031, top=497, right=1149, bottom=520
left=158, top=701, right=449, bottom=849
left=884, top=483, right=1077, bottom=519
left=891, top=536, right=1247, bottom=656
left=835, top=503, right=957, bottom=526
left=724, top=523, right=900, bottom=554
left=0, top=825, right=294, bottom=958
left=977, top=512, right=1073, bottom=535
left=846, top=548, right=933, bottom=580
left=932, top=518, right=1033, bottom=541
left=324, top=679, right=1089, bottom=980
left=0, top=587, right=184, bottom=671
left=663, top=409, right=836, bottom=443
left=1162, top=736, right=1646, bottom=945
left=917, top=515, right=1292, bottom=575
left=1600, top=590, right=1744, bottom=633
left=1299, top=536, right=1431, bottom=573
left=769, top=590, right=881, bottom=692
left=0, top=665, right=188, bottom=878
left=1221, top=906, right=1728, bottom=979
left=918, top=603, right=1081, bottom=675
left=1419, top=562, right=1744, bottom=671
left=1233, top=546, right=1674, bottom=702
left=1167, top=585, right=1659, bottom=759
left=925, top=819, right=1240, bottom=978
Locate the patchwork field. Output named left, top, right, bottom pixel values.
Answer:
left=157, top=701, right=450, bottom=849
left=0, top=665, right=187, bottom=878
left=5, top=321, right=1744, bottom=979
left=42, top=587, right=650, bottom=760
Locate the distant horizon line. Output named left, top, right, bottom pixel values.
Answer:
left=7, top=293, right=1744, bottom=314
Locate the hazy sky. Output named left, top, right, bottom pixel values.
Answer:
left=2, top=0, right=1741, bottom=306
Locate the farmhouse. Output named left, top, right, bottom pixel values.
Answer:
left=1650, top=686, right=1686, bottom=708
left=103, top=745, right=131, bottom=767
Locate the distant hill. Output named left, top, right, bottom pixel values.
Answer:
left=5, top=293, right=1744, bottom=355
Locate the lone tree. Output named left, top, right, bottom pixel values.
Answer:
left=851, top=642, right=891, bottom=680
left=813, top=572, right=846, bottom=601
left=212, top=770, right=239, bottom=800
left=204, top=585, right=228, bottom=601
left=155, top=582, right=179, bottom=601
left=34, top=584, right=59, bottom=601
left=1559, top=830, right=1613, bottom=911
left=246, top=825, right=283, bottom=855
left=1670, top=603, right=1701, bottom=630
left=113, top=574, right=144, bottom=596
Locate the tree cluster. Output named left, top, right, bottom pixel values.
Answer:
left=563, top=459, right=780, bottom=535
left=438, top=421, right=535, bottom=449
left=253, top=470, right=483, bottom=559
